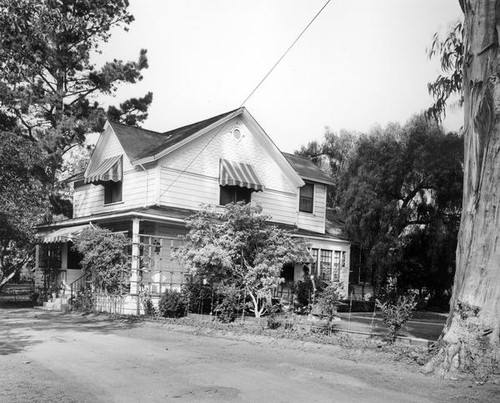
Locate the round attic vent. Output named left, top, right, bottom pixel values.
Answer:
left=232, top=128, right=241, bottom=140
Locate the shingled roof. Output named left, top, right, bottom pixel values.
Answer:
left=282, top=152, right=334, bottom=185
left=109, top=109, right=239, bottom=163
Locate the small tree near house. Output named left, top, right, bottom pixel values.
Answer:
left=175, top=203, right=311, bottom=318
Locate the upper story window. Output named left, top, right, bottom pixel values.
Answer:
left=299, top=182, right=314, bottom=213
left=220, top=185, right=252, bottom=205
left=104, top=181, right=122, bottom=204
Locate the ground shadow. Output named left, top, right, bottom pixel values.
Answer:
left=0, top=307, right=141, bottom=355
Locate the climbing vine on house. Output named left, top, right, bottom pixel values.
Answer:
left=73, top=226, right=131, bottom=294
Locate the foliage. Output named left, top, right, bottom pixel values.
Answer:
left=314, top=282, right=342, bottom=322
left=267, top=303, right=283, bottom=329
left=339, top=116, right=463, bottom=295
left=71, top=289, right=95, bottom=312
left=158, top=289, right=187, bottom=318
left=73, top=226, right=131, bottom=294
left=175, top=203, right=311, bottom=318
left=376, top=294, right=417, bottom=343
left=426, top=21, right=463, bottom=121
left=0, top=129, right=50, bottom=289
left=296, top=128, right=356, bottom=208
left=214, top=284, right=243, bottom=323
left=293, top=278, right=315, bottom=309
left=0, top=0, right=152, bottom=216
left=140, top=289, right=156, bottom=317
left=182, top=276, right=213, bottom=314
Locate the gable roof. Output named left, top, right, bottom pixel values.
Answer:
left=282, top=153, right=334, bottom=185
left=109, top=109, right=239, bottom=163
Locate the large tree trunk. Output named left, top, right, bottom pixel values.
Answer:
left=426, top=0, right=500, bottom=376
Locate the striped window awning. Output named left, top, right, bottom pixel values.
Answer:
left=219, top=159, right=263, bottom=191
left=40, top=224, right=91, bottom=244
left=84, top=155, right=123, bottom=184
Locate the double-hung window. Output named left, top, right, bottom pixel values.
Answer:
left=299, top=182, right=314, bottom=213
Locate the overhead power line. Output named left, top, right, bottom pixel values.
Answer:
left=240, top=0, right=332, bottom=107
left=156, top=2, right=332, bottom=202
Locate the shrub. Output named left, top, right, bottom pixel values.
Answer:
left=182, top=276, right=213, bottom=314
left=314, top=282, right=342, bottom=321
left=214, top=285, right=244, bottom=323
left=267, top=303, right=283, bottom=329
left=158, top=289, right=187, bottom=318
left=72, top=289, right=95, bottom=312
left=376, top=293, right=417, bottom=342
left=140, top=290, right=157, bottom=317
left=293, top=278, right=315, bottom=311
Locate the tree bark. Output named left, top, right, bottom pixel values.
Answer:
left=427, top=0, right=500, bottom=376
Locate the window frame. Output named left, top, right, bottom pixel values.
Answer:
left=219, top=185, right=252, bottom=206
left=319, top=249, right=333, bottom=281
left=299, top=182, right=314, bottom=213
left=104, top=181, right=123, bottom=205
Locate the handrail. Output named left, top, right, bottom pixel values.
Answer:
left=69, top=273, right=90, bottom=304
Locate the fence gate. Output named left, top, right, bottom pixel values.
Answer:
left=139, top=235, right=187, bottom=296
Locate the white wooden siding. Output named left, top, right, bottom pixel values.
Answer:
left=74, top=117, right=329, bottom=235
left=297, top=183, right=327, bottom=233
left=159, top=121, right=297, bottom=194
left=73, top=168, right=157, bottom=217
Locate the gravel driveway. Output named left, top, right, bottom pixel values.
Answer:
left=0, top=307, right=496, bottom=402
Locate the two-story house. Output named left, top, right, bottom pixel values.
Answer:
left=36, top=107, right=350, bottom=314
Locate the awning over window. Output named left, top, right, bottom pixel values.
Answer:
left=219, top=159, right=263, bottom=191
left=84, top=155, right=123, bottom=184
left=40, top=224, right=91, bottom=244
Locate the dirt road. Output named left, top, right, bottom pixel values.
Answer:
left=0, top=308, right=496, bottom=402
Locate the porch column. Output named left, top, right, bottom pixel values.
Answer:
left=130, top=218, right=140, bottom=295
left=34, top=244, right=41, bottom=287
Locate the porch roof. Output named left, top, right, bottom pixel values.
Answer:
left=39, top=224, right=91, bottom=243
left=36, top=205, right=197, bottom=231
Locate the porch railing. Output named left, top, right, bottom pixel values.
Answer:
left=69, top=273, right=90, bottom=304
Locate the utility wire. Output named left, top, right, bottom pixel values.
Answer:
left=156, top=1, right=331, bottom=203
left=240, top=0, right=332, bottom=107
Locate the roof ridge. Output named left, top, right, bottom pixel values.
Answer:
left=108, top=120, right=164, bottom=136
left=162, top=108, right=241, bottom=135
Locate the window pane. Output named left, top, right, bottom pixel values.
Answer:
left=333, top=251, right=341, bottom=282
left=320, top=250, right=332, bottom=281
left=219, top=185, right=234, bottom=205
left=299, top=183, right=314, bottom=213
left=220, top=185, right=252, bottom=205
left=104, top=181, right=122, bottom=204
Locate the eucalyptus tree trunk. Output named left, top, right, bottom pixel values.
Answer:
left=426, top=0, right=500, bottom=375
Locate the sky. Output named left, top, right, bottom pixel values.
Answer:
left=95, top=0, right=464, bottom=153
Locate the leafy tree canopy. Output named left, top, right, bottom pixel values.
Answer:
left=0, top=129, right=50, bottom=288
left=340, top=116, right=463, bottom=295
left=175, top=203, right=311, bottom=317
left=296, top=128, right=357, bottom=208
left=0, top=0, right=152, bottom=287
left=0, top=0, right=152, bottom=173
left=426, top=20, right=463, bottom=121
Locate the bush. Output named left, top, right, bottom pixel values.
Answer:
left=182, top=276, right=213, bottom=314
left=314, top=282, right=341, bottom=321
left=214, top=285, right=243, bottom=323
left=72, top=289, right=95, bottom=312
left=376, top=294, right=417, bottom=342
left=158, top=289, right=187, bottom=318
left=140, top=290, right=157, bottom=317
left=293, top=278, right=315, bottom=312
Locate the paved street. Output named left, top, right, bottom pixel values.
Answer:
left=0, top=307, right=495, bottom=402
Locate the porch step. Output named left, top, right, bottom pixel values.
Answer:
left=39, top=296, right=70, bottom=312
